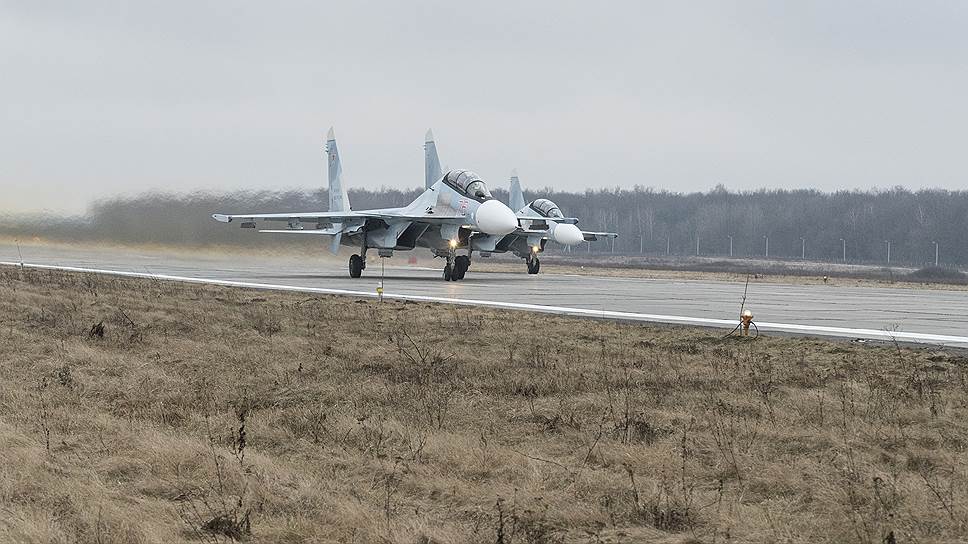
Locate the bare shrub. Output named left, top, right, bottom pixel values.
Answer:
left=178, top=410, right=254, bottom=542
left=250, top=307, right=281, bottom=338
left=494, top=497, right=564, bottom=544
left=113, top=307, right=145, bottom=344
left=389, top=329, right=461, bottom=430
left=88, top=320, right=105, bottom=339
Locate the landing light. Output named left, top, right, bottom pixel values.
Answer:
left=449, top=239, right=458, bottom=248
left=532, top=245, right=540, bottom=253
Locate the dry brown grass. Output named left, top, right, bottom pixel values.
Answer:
left=1, top=265, right=967, bottom=543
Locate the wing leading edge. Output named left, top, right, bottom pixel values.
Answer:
left=212, top=211, right=474, bottom=227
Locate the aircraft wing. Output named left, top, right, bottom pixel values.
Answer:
left=581, top=231, right=619, bottom=241
left=214, top=211, right=388, bottom=223
left=212, top=211, right=471, bottom=226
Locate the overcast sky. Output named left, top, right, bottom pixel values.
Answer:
left=2, top=1, right=967, bottom=214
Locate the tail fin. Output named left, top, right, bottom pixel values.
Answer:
left=424, top=129, right=442, bottom=189
left=326, top=127, right=351, bottom=212
left=509, top=169, right=526, bottom=212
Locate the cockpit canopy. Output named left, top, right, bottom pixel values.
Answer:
left=443, top=170, right=492, bottom=201
left=528, top=199, right=564, bottom=219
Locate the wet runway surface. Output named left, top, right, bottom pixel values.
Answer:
left=3, top=243, right=967, bottom=347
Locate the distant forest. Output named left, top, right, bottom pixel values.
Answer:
left=3, top=185, right=967, bottom=267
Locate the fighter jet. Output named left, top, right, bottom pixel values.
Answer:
left=212, top=128, right=519, bottom=281
left=424, top=131, right=617, bottom=274
left=475, top=170, right=620, bottom=274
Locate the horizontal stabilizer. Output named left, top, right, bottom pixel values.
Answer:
left=582, top=231, right=620, bottom=241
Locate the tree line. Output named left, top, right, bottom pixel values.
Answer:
left=3, top=185, right=966, bottom=267
left=539, top=185, right=967, bottom=267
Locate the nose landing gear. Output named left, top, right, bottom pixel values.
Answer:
left=443, top=258, right=454, bottom=281
left=454, top=255, right=469, bottom=279
left=443, top=255, right=470, bottom=281
left=526, top=255, right=540, bottom=275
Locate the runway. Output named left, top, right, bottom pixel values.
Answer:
left=3, top=243, right=968, bottom=347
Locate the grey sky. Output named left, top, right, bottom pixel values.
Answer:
left=3, top=1, right=967, bottom=214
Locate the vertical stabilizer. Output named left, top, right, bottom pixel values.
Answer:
left=509, top=169, right=526, bottom=212
left=424, top=129, right=442, bottom=189
left=327, top=127, right=351, bottom=212
left=326, top=127, right=349, bottom=254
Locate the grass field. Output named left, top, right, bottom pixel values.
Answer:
left=1, top=265, right=966, bottom=543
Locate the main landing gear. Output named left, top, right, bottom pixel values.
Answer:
left=349, top=236, right=369, bottom=278
left=443, top=255, right=470, bottom=281
left=348, top=254, right=365, bottom=278
left=526, top=256, right=540, bottom=275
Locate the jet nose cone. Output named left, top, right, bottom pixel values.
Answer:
left=553, top=223, right=584, bottom=245
left=475, top=200, right=518, bottom=235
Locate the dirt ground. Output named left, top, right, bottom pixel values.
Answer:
left=1, top=266, right=967, bottom=543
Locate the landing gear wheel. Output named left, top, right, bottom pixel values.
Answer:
left=443, top=263, right=454, bottom=281
left=349, top=254, right=363, bottom=278
left=527, top=257, right=540, bottom=274
left=454, top=256, right=470, bottom=280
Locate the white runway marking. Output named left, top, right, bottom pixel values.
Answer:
left=5, top=261, right=968, bottom=347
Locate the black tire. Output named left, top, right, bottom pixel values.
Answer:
left=527, top=258, right=539, bottom=274
left=443, top=263, right=453, bottom=281
left=349, top=254, right=363, bottom=278
left=533, top=257, right=540, bottom=274
left=455, top=256, right=469, bottom=279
